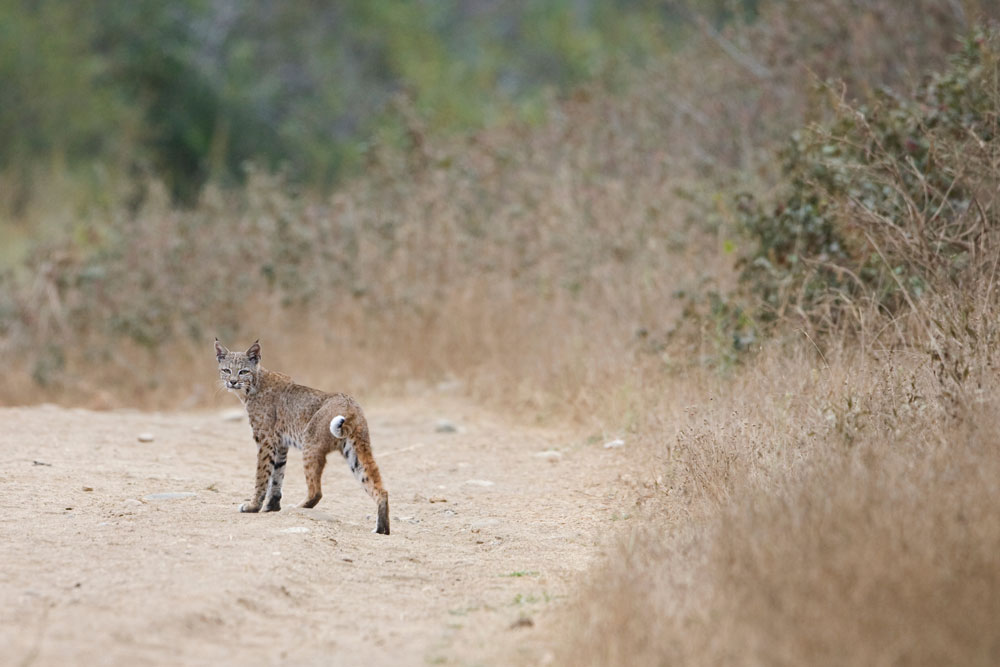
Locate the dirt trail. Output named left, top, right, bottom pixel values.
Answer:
left=1, top=398, right=629, bottom=666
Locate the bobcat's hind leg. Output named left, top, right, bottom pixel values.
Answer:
left=336, top=417, right=390, bottom=535
left=299, top=448, right=327, bottom=509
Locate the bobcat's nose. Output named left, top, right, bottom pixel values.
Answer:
left=228, top=379, right=239, bottom=388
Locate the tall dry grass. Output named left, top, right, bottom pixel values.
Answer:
left=560, top=338, right=1000, bottom=666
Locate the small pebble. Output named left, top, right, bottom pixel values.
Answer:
left=221, top=409, right=245, bottom=422
left=82, top=486, right=93, bottom=492
left=435, top=380, right=463, bottom=392
left=603, top=439, right=625, bottom=449
left=464, top=479, right=495, bottom=487
left=137, top=433, right=155, bottom=443
left=435, top=419, right=458, bottom=433
left=429, top=497, right=448, bottom=503
left=144, top=492, right=197, bottom=501
left=534, top=450, right=562, bottom=461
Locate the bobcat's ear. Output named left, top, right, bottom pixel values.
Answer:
left=214, top=338, right=229, bottom=362
left=246, top=340, right=261, bottom=364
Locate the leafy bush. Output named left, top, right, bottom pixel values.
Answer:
left=737, top=30, right=1000, bottom=330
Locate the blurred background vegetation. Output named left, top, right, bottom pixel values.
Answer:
left=1, top=0, right=995, bottom=402
left=0, top=0, right=756, bottom=208
left=1, top=0, right=994, bottom=404
left=1, top=0, right=768, bottom=394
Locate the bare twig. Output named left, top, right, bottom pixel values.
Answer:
left=692, top=14, right=773, bottom=81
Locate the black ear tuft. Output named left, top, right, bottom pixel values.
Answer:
left=215, top=338, right=229, bottom=362
left=246, top=340, right=261, bottom=364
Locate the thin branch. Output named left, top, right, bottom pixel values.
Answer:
left=692, top=14, right=773, bottom=81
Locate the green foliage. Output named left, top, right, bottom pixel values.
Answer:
left=736, top=30, right=1000, bottom=328
left=0, top=3, right=137, bottom=174
left=0, top=0, right=676, bottom=201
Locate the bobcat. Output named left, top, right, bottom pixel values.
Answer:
left=215, top=339, right=389, bottom=535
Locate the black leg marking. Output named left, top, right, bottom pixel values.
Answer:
left=265, top=493, right=282, bottom=512
left=265, top=448, right=289, bottom=512
left=376, top=496, right=390, bottom=535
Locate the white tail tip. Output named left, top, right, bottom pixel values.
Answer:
left=330, top=415, right=346, bottom=438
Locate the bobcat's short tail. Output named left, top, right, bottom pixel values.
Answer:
left=330, top=415, right=346, bottom=439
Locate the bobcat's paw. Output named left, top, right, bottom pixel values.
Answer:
left=239, top=502, right=261, bottom=513
left=263, top=496, right=282, bottom=512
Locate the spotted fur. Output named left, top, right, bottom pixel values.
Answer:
left=215, top=339, right=389, bottom=535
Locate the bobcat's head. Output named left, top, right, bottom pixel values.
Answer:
left=215, top=338, right=261, bottom=397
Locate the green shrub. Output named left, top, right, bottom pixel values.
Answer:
left=737, top=29, right=1000, bottom=329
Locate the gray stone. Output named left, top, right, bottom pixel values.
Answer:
left=144, top=492, right=197, bottom=501
left=435, top=419, right=458, bottom=433
left=220, top=409, right=245, bottom=422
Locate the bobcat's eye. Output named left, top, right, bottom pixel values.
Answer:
left=238, top=369, right=250, bottom=375
left=221, top=368, right=231, bottom=374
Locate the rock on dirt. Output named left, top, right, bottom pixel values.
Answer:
left=144, top=492, right=197, bottom=501
left=435, top=419, right=458, bottom=433
left=220, top=409, right=245, bottom=422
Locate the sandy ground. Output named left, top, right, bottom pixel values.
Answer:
left=1, top=398, right=631, bottom=666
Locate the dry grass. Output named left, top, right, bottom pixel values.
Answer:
left=558, top=334, right=1000, bottom=666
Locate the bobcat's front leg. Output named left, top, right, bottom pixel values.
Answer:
left=263, top=443, right=288, bottom=512
left=240, top=438, right=275, bottom=513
